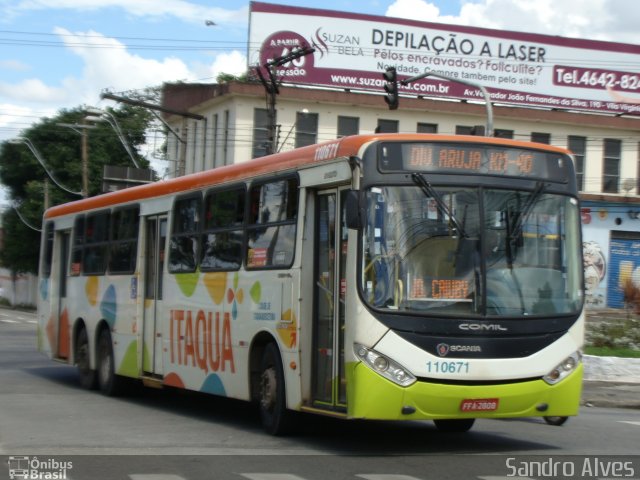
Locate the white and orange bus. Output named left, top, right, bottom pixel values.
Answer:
left=38, top=133, right=584, bottom=434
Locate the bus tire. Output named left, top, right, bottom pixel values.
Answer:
left=434, top=418, right=475, bottom=433
left=544, top=416, right=568, bottom=426
left=97, top=328, right=125, bottom=397
left=259, top=342, right=293, bottom=435
left=75, top=327, right=97, bottom=390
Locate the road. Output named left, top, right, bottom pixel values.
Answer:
left=1, top=308, right=639, bottom=480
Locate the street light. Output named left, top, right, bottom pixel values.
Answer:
left=9, top=137, right=84, bottom=197
left=85, top=108, right=141, bottom=168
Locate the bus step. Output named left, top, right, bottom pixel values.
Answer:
left=141, top=376, right=164, bottom=389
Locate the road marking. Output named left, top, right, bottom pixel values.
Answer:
left=241, top=475, right=307, bottom=480
left=357, top=476, right=425, bottom=480
left=129, top=475, right=187, bottom=480
left=27, top=320, right=37, bottom=324
left=618, top=421, right=640, bottom=426
left=0, top=319, right=18, bottom=323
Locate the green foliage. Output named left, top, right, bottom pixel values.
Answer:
left=586, top=316, right=640, bottom=351
left=0, top=99, right=157, bottom=274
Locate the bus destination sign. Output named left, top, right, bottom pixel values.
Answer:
left=379, top=142, right=568, bottom=180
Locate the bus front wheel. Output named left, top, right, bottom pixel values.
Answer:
left=97, top=328, right=125, bottom=396
left=434, top=418, right=475, bottom=433
left=75, top=327, right=97, bottom=390
left=259, top=343, right=293, bottom=435
left=544, top=416, right=568, bottom=426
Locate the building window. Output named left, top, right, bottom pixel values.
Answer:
left=223, top=109, right=230, bottom=165
left=252, top=108, right=271, bottom=158
left=417, top=123, right=437, bottom=133
left=295, top=111, right=318, bottom=148
left=568, top=136, right=586, bottom=191
left=455, top=125, right=473, bottom=135
left=531, top=132, right=551, bottom=144
left=377, top=119, right=398, bottom=133
left=212, top=113, right=219, bottom=168
left=603, top=139, right=621, bottom=193
left=494, top=129, right=514, bottom=139
left=337, top=116, right=359, bottom=137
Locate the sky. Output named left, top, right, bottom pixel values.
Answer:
left=1, top=0, right=640, bottom=171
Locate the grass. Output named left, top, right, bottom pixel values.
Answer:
left=584, top=346, right=640, bottom=358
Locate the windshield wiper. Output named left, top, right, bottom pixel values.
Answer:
left=411, top=173, right=467, bottom=238
left=511, top=181, right=546, bottom=239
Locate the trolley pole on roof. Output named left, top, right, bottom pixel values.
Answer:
left=255, top=45, right=315, bottom=155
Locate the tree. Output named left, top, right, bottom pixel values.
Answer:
left=0, top=103, right=155, bottom=274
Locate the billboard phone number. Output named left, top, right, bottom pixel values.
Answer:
left=554, top=66, right=640, bottom=93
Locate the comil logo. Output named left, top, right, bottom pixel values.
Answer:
left=7, top=456, right=73, bottom=480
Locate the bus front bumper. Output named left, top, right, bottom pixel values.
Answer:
left=346, top=362, right=583, bottom=420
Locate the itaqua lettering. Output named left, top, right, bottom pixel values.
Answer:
left=170, top=309, right=235, bottom=374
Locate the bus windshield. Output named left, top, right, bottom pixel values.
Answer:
left=361, top=184, right=582, bottom=317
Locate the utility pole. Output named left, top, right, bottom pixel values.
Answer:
left=255, top=45, right=315, bottom=155
left=81, top=121, right=89, bottom=198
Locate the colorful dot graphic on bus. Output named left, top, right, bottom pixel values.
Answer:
left=39, top=278, right=49, bottom=301
left=58, top=308, right=70, bottom=358
left=175, top=271, right=200, bottom=297
left=203, top=272, right=226, bottom=305
left=250, top=281, right=261, bottom=303
left=226, top=273, right=245, bottom=320
left=164, top=372, right=185, bottom=388
left=99, top=284, right=117, bottom=328
left=200, top=374, right=226, bottom=396
left=85, top=276, right=99, bottom=306
left=117, top=341, right=139, bottom=377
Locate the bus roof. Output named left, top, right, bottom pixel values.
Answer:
left=44, top=133, right=570, bottom=220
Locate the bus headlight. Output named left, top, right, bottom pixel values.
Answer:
left=355, top=343, right=416, bottom=387
left=543, top=351, right=581, bottom=385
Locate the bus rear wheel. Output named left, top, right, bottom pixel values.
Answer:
left=75, top=327, right=97, bottom=390
left=97, top=328, right=125, bottom=396
left=434, top=418, right=475, bottom=433
left=258, top=343, right=293, bottom=435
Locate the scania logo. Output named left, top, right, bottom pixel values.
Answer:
left=436, top=343, right=482, bottom=356
left=459, top=323, right=508, bottom=332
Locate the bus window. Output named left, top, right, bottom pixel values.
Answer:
left=83, top=211, right=110, bottom=275
left=201, top=186, right=244, bottom=271
left=246, top=177, right=298, bottom=269
left=41, top=222, right=54, bottom=278
left=108, top=206, right=140, bottom=274
left=169, top=195, right=201, bottom=273
left=70, top=216, right=84, bottom=276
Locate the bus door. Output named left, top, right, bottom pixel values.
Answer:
left=56, top=231, right=70, bottom=359
left=142, top=215, right=167, bottom=375
left=312, top=189, right=348, bottom=410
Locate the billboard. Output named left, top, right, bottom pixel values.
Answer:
left=248, top=2, right=640, bottom=115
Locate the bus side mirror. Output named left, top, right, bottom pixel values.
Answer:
left=345, top=190, right=362, bottom=229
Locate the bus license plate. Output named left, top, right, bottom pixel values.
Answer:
left=460, top=398, right=499, bottom=412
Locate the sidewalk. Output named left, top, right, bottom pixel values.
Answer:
left=582, top=355, right=640, bottom=409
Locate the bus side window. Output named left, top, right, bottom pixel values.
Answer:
left=41, top=222, right=55, bottom=278
left=169, top=195, right=201, bottom=273
left=83, top=211, right=110, bottom=275
left=201, top=186, right=245, bottom=271
left=70, top=216, right=84, bottom=276
left=246, top=177, right=298, bottom=269
left=108, top=206, right=140, bottom=275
